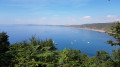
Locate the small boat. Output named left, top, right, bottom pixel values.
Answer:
left=88, top=42, right=90, bottom=44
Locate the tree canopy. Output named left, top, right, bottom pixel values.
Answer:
left=107, top=22, right=120, bottom=46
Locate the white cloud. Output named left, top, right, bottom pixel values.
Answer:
left=106, top=15, right=120, bottom=21
left=115, top=19, right=120, bottom=21
left=39, top=17, right=47, bottom=21
left=82, top=16, right=91, bottom=19
left=106, top=15, right=118, bottom=18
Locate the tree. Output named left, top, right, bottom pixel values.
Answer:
left=0, top=32, right=10, bottom=53
left=7, top=36, right=58, bottom=67
left=107, top=22, right=120, bottom=67
left=96, top=50, right=110, bottom=63
left=107, top=22, right=120, bottom=46
left=0, top=32, right=10, bottom=66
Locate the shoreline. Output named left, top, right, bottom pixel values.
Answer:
left=65, top=27, right=106, bottom=33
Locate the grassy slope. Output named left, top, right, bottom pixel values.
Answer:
left=65, top=23, right=115, bottom=32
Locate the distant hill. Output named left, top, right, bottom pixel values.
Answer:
left=64, top=22, right=115, bottom=33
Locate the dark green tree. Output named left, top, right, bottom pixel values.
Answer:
left=96, top=50, right=110, bottom=63
left=0, top=32, right=10, bottom=66
left=107, top=22, right=120, bottom=67
left=0, top=32, right=10, bottom=53
left=107, top=22, right=120, bottom=46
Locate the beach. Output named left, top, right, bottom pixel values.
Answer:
left=65, top=27, right=106, bottom=33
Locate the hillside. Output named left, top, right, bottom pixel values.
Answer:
left=65, top=22, right=115, bottom=33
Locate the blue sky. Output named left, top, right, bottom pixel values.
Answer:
left=0, top=0, right=120, bottom=25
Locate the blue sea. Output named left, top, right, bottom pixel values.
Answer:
left=0, top=24, right=117, bottom=57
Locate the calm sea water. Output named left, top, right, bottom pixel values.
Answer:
left=0, top=24, right=117, bottom=57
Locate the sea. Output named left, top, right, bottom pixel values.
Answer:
left=0, top=24, right=117, bottom=57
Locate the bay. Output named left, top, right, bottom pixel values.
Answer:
left=0, top=24, right=116, bottom=57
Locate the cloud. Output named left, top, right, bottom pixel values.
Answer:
left=39, top=17, right=47, bottom=21
left=106, top=15, right=118, bottom=18
left=106, top=15, right=120, bottom=21
left=115, top=19, right=120, bottom=21
left=82, top=16, right=91, bottom=19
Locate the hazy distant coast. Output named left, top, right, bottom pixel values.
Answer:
left=25, top=22, right=114, bottom=33
left=65, top=27, right=106, bottom=33
left=64, top=22, right=115, bottom=33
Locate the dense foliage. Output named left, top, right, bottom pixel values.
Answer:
left=107, top=22, right=120, bottom=46
left=0, top=22, right=120, bottom=67
left=0, top=32, right=9, bottom=53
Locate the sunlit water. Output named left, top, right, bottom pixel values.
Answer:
left=0, top=24, right=117, bottom=57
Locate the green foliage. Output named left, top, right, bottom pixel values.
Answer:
left=107, top=22, right=120, bottom=46
left=111, top=48, right=120, bottom=67
left=0, top=32, right=10, bottom=66
left=0, top=32, right=9, bottom=53
left=96, top=50, right=110, bottom=62
left=6, top=36, right=57, bottom=67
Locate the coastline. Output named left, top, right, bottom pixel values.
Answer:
left=65, top=27, right=106, bottom=33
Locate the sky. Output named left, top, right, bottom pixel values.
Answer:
left=0, top=0, right=120, bottom=25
